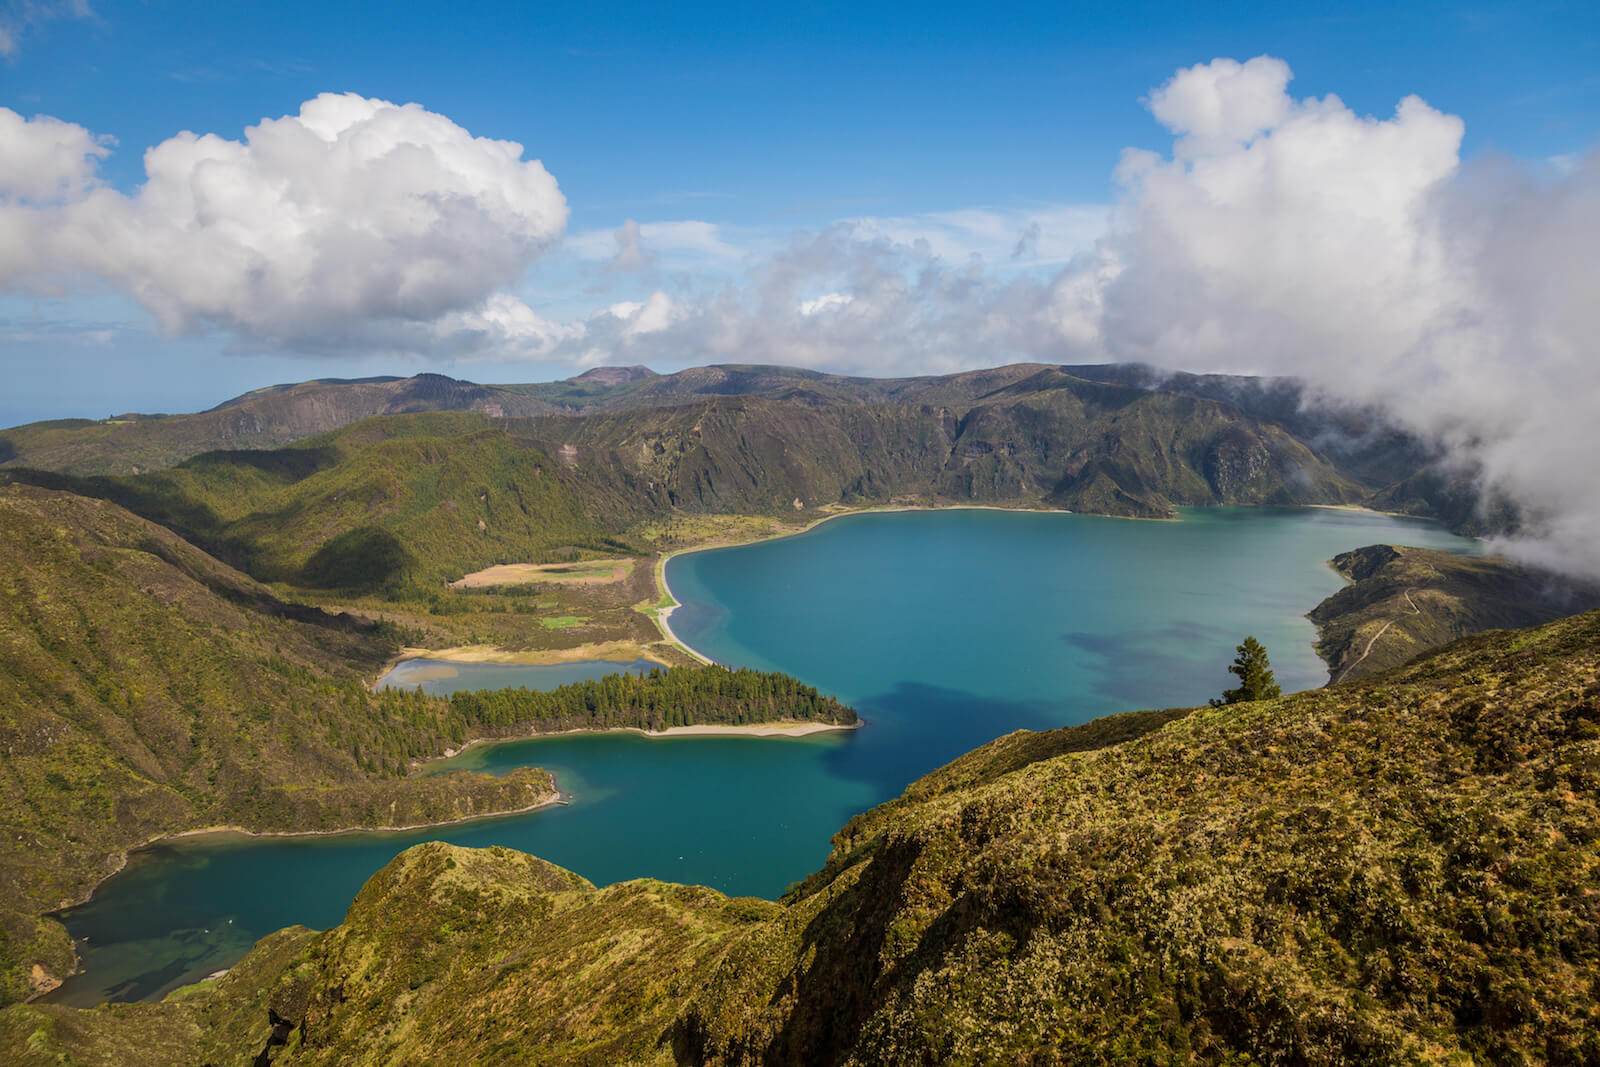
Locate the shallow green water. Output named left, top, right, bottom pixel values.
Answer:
left=48, top=507, right=1475, bottom=1006
left=377, top=657, right=656, bottom=696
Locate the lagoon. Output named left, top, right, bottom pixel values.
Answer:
left=48, top=506, right=1475, bottom=1006
left=376, top=657, right=657, bottom=697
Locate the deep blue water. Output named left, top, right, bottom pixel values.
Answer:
left=47, top=507, right=1475, bottom=1006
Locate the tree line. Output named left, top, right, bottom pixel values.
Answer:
left=444, top=665, right=858, bottom=733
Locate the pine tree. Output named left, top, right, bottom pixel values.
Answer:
left=1211, top=636, right=1282, bottom=706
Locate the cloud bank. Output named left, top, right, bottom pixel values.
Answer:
left=0, top=93, right=568, bottom=348
left=1091, top=56, right=1600, bottom=580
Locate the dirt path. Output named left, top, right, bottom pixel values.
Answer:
left=1334, top=587, right=1422, bottom=684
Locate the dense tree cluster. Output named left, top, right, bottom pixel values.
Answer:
left=446, top=665, right=857, bottom=733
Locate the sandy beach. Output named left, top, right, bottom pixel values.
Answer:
left=396, top=503, right=1081, bottom=679
left=637, top=720, right=858, bottom=738
left=424, top=718, right=861, bottom=766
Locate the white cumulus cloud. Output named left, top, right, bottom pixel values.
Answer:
left=0, top=108, right=111, bottom=201
left=1, top=93, right=568, bottom=349
left=430, top=293, right=586, bottom=358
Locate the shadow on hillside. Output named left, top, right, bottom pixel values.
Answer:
left=183, top=445, right=340, bottom=482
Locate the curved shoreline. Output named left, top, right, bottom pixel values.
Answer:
left=159, top=791, right=571, bottom=846
left=650, top=503, right=1076, bottom=664
left=68, top=709, right=863, bottom=915
left=54, top=790, right=570, bottom=906
left=371, top=640, right=678, bottom=691
left=48, top=709, right=861, bottom=998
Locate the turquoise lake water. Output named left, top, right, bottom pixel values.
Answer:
left=47, top=506, right=1476, bottom=1006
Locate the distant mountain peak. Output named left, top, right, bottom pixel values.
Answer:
left=568, top=365, right=657, bottom=386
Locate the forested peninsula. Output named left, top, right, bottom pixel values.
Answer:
left=437, top=666, right=857, bottom=736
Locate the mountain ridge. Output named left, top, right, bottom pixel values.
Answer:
left=1, top=370, right=1418, bottom=593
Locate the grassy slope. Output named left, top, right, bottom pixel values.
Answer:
left=10, top=360, right=1504, bottom=544
left=1310, top=544, right=1600, bottom=681
left=7, top=611, right=1597, bottom=1064
left=3, top=415, right=641, bottom=591
left=0, top=484, right=558, bottom=1005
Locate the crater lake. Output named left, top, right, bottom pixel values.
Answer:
left=47, top=506, right=1476, bottom=1005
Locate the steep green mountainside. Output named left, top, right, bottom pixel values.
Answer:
left=1013, top=362, right=1508, bottom=530
left=8, top=611, right=1597, bottom=1064
left=0, top=363, right=1165, bottom=474
left=1311, top=543, right=1600, bottom=682
left=0, top=375, right=561, bottom=477
left=536, top=369, right=1367, bottom=518
left=0, top=484, right=558, bottom=1004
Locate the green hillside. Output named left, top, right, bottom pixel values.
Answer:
left=395, top=368, right=1373, bottom=520
left=0, top=484, right=560, bottom=1004
left=3, top=362, right=1499, bottom=544
left=6, top=610, right=1596, bottom=1064
left=3, top=415, right=642, bottom=591
left=0, top=483, right=862, bottom=1008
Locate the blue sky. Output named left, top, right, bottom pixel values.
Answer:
left=1, top=0, right=1597, bottom=427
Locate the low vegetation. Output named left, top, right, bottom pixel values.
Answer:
left=0, top=484, right=555, bottom=1004
left=5, top=609, right=1596, bottom=1063
left=2, top=362, right=1421, bottom=599
left=1, top=365, right=1590, bottom=1060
